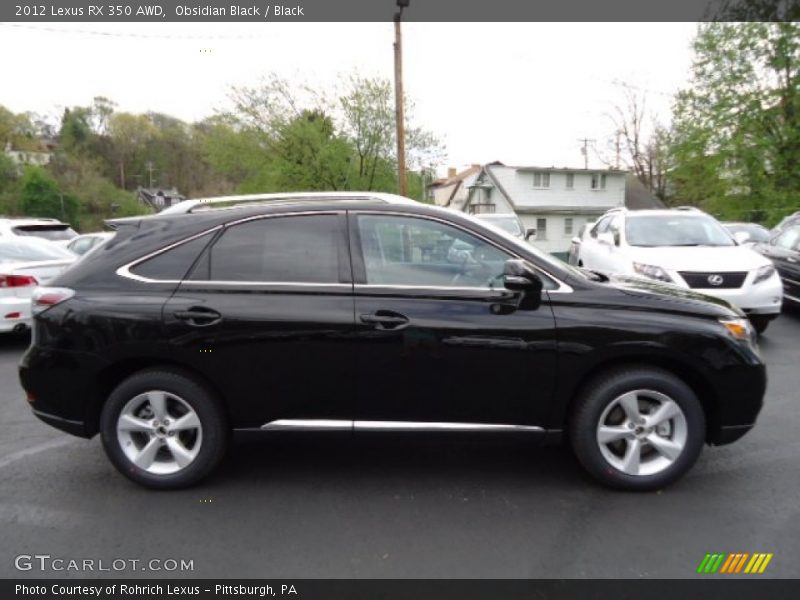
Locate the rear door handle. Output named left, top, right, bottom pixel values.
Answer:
left=174, top=307, right=222, bottom=327
left=788, top=257, right=797, bottom=263
left=360, top=310, right=410, bottom=330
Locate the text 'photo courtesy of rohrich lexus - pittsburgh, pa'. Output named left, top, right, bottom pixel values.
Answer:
left=18, top=192, right=767, bottom=491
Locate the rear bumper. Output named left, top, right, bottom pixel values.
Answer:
left=0, top=297, right=31, bottom=332
left=31, top=408, right=90, bottom=438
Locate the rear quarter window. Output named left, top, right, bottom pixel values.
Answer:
left=129, top=231, right=215, bottom=281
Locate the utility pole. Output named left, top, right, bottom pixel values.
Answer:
left=145, top=161, right=156, bottom=189
left=578, top=137, right=596, bottom=170
left=394, top=0, right=409, bottom=197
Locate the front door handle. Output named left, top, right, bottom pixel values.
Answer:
left=788, top=256, right=797, bottom=263
left=360, top=310, right=410, bottom=330
left=174, top=306, right=222, bottom=327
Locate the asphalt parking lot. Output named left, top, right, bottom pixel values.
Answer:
left=1, top=312, right=799, bottom=579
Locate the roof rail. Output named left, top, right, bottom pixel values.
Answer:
left=159, top=192, right=415, bottom=215
left=674, top=206, right=704, bottom=212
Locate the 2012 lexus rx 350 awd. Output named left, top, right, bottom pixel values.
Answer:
left=19, top=193, right=766, bottom=490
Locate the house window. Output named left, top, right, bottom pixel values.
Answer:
left=564, top=217, right=573, bottom=235
left=536, top=218, right=547, bottom=240
left=591, top=173, right=607, bottom=190
left=565, top=173, right=574, bottom=189
left=532, top=172, right=550, bottom=188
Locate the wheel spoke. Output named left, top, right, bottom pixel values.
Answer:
left=618, top=392, right=641, bottom=422
left=170, top=411, right=200, bottom=431
left=598, top=425, right=631, bottom=444
left=165, top=437, right=195, bottom=468
left=118, top=414, right=153, bottom=432
left=646, top=433, right=683, bottom=461
left=133, top=438, right=161, bottom=469
left=147, top=392, right=168, bottom=421
left=620, top=438, right=642, bottom=475
left=645, top=399, right=681, bottom=428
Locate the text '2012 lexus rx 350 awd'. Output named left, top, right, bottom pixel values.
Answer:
left=19, top=193, right=766, bottom=490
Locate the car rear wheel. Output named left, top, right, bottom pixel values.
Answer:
left=569, top=367, right=705, bottom=491
left=100, top=369, right=228, bottom=489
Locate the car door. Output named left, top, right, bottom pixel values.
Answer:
left=349, top=211, right=558, bottom=428
left=162, top=211, right=356, bottom=429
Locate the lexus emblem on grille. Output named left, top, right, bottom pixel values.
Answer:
left=708, top=274, right=724, bottom=286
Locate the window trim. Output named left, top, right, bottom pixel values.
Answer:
left=117, top=211, right=351, bottom=287
left=348, top=210, right=572, bottom=294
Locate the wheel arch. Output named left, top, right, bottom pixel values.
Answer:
left=557, top=356, right=720, bottom=443
left=85, top=358, right=230, bottom=437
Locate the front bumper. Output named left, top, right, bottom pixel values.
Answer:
left=672, top=271, right=783, bottom=315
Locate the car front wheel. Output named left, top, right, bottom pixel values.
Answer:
left=100, top=369, right=228, bottom=489
left=569, top=367, right=705, bottom=491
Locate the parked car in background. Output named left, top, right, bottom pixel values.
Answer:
left=568, top=221, right=594, bottom=266
left=67, top=232, right=115, bottom=256
left=0, top=238, right=76, bottom=334
left=576, top=208, right=782, bottom=333
left=0, top=218, right=78, bottom=246
left=472, top=213, right=531, bottom=240
left=772, top=211, right=800, bottom=236
left=20, top=192, right=766, bottom=491
left=722, top=222, right=771, bottom=246
left=754, top=224, right=800, bottom=307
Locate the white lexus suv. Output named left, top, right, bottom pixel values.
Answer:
left=576, top=207, right=783, bottom=333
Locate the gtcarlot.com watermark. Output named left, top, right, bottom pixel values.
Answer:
left=14, top=554, right=194, bottom=573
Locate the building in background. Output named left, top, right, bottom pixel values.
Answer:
left=455, top=164, right=627, bottom=255
left=427, top=164, right=484, bottom=209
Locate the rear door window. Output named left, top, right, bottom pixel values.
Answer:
left=198, top=214, right=342, bottom=284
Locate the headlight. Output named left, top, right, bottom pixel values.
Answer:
left=719, top=317, right=754, bottom=344
left=633, top=262, right=673, bottom=283
left=752, top=264, right=776, bottom=284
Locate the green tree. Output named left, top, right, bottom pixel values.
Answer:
left=669, top=22, right=800, bottom=224
left=19, top=166, right=79, bottom=224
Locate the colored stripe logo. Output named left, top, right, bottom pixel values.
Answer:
left=697, top=553, right=773, bottom=574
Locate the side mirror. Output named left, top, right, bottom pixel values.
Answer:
left=503, top=259, right=543, bottom=310
left=525, top=228, right=537, bottom=241
left=597, top=231, right=615, bottom=246
left=733, top=231, right=751, bottom=244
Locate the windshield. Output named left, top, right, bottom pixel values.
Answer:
left=0, top=241, right=74, bottom=263
left=626, top=215, right=735, bottom=247
left=478, top=216, right=522, bottom=237
left=12, top=224, right=78, bottom=241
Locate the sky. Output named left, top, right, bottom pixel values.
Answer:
left=0, top=22, right=698, bottom=174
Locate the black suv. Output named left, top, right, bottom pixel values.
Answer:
left=19, top=193, right=766, bottom=490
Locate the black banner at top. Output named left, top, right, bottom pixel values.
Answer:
left=2, top=0, right=799, bottom=22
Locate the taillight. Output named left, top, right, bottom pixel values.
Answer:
left=31, top=287, right=75, bottom=312
left=0, top=274, right=38, bottom=287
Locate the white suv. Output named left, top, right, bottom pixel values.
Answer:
left=577, top=208, right=783, bottom=333
left=0, top=218, right=78, bottom=246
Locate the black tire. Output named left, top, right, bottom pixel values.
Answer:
left=569, top=367, right=705, bottom=491
left=100, top=369, right=228, bottom=489
left=748, top=315, right=771, bottom=336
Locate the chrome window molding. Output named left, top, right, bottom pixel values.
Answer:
left=117, top=208, right=574, bottom=294
left=260, top=419, right=544, bottom=433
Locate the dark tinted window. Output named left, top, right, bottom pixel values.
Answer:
left=13, top=224, right=77, bottom=241
left=206, top=215, right=340, bottom=283
left=131, top=231, right=214, bottom=280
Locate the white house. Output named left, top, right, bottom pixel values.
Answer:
left=458, top=164, right=627, bottom=255
left=427, top=164, right=482, bottom=208
left=4, top=141, right=52, bottom=168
